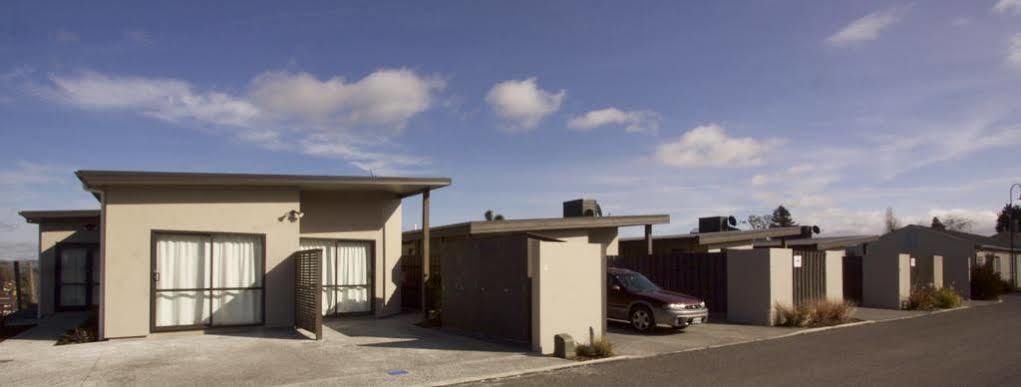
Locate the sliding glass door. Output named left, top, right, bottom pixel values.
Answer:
left=299, top=239, right=374, bottom=316
left=152, top=232, right=264, bottom=331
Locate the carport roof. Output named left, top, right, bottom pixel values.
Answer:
left=19, top=209, right=101, bottom=224
left=620, top=226, right=804, bottom=246
left=75, top=170, right=451, bottom=198
left=402, top=214, right=670, bottom=240
left=753, top=235, right=879, bottom=250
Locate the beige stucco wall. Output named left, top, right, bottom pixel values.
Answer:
left=103, top=186, right=301, bottom=338
left=37, top=222, right=99, bottom=316
left=530, top=239, right=603, bottom=354
left=726, top=248, right=793, bottom=326
left=299, top=191, right=403, bottom=316
left=540, top=228, right=618, bottom=258
left=824, top=250, right=844, bottom=302
left=934, top=255, right=944, bottom=289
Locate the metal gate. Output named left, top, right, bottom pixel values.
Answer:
left=293, top=249, right=322, bottom=340
left=792, top=250, right=827, bottom=306
left=910, top=255, right=934, bottom=289
left=843, top=255, right=863, bottom=304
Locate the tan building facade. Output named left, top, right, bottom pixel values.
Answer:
left=25, top=171, right=449, bottom=340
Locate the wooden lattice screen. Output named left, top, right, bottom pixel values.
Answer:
left=293, top=249, right=322, bottom=340
left=793, top=250, right=827, bottom=306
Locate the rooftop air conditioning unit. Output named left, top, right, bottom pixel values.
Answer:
left=698, top=216, right=739, bottom=233
left=563, top=199, right=602, bottom=217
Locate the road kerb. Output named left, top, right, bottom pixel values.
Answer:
left=433, top=299, right=1003, bottom=386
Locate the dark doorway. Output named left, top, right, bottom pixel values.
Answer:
left=54, top=242, right=99, bottom=312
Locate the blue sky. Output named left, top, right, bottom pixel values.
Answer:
left=3, top=1, right=1021, bottom=259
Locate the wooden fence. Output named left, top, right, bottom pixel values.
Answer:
left=399, top=254, right=440, bottom=310
left=792, top=250, right=827, bottom=306
left=607, top=253, right=727, bottom=313
left=0, top=260, right=38, bottom=311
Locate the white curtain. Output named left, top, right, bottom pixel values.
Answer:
left=211, top=235, right=262, bottom=325
left=300, top=239, right=337, bottom=315
left=60, top=247, right=88, bottom=306
left=337, top=242, right=371, bottom=313
left=155, top=235, right=211, bottom=327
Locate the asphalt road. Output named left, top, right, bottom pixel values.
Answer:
left=477, top=295, right=1021, bottom=386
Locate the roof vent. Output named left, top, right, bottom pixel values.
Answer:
left=698, top=216, right=739, bottom=233
left=563, top=199, right=602, bottom=217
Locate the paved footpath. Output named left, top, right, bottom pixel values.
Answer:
left=472, top=295, right=1021, bottom=386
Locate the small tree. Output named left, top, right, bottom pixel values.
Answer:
left=769, top=205, right=797, bottom=228
left=995, top=204, right=1021, bottom=233
left=743, top=214, right=773, bottom=230
left=931, top=217, right=946, bottom=231
left=942, top=215, right=974, bottom=233
left=884, top=207, right=901, bottom=234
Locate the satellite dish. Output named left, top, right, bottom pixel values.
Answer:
left=812, top=225, right=821, bottom=234
left=727, top=216, right=737, bottom=227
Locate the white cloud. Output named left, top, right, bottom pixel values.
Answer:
left=299, top=133, right=428, bottom=175
left=993, top=0, right=1021, bottom=14
left=0, top=161, right=96, bottom=261
left=1008, top=33, right=1021, bottom=71
left=43, top=71, right=260, bottom=127
left=124, top=30, right=152, bottom=45
left=950, top=17, right=971, bottom=27
left=249, top=69, right=444, bottom=131
left=655, top=124, right=782, bottom=168
left=34, top=69, right=443, bottom=173
left=826, top=7, right=906, bottom=47
left=55, top=30, right=79, bottom=43
left=485, top=77, right=565, bottom=131
left=567, top=107, right=659, bottom=134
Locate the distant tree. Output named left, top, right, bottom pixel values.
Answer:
left=483, top=210, right=505, bottom=221
left=942, top=215, right=974, bottom=233
left=931, top=217, right=946, bottom=231
left=884, top=207, right=901, bottom=234
left=995, top=204, right=1021, bottom=233
left=769, top=205, right=797, bottom=228
left=743, top=214, right=773, bottom=230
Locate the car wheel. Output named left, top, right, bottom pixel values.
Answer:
left=630, top=306, right=654, bottom=332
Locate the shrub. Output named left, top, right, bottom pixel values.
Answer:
left=970, top=265, right=1010, bottom=300
left=56, top=315, right=98, bottom=345
left=934, top=286, right=963, bottom=309
left=575, top=336, right=614, bottom=359
left=906, top=286, right=962, bottom=310
left=775, top=300, right=853, bottom=328
left=906, top=286, right=938, bottom=311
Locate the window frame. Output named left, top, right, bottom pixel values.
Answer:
left=299, top=237, right=376, bottom=317
left=54, top=242, right=100, bottom=312
left=149, top=230, right=267, bottom=333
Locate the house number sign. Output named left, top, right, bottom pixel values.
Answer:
left=793, top=255, right=802, bottom=268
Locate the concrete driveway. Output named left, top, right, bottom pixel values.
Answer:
left=608, top=319, right=802, bottom=357
left=0, top=313, right=567, bottom=386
